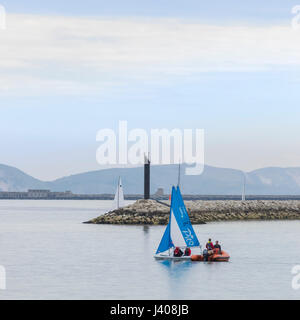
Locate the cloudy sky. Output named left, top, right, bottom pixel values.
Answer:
left=1, top=1, right=300, bottom=180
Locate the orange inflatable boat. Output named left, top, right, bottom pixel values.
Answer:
left=191, top=249, right=230, bottom=262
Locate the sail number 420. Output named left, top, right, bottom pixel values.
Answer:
left=153, top=305, right=189, bottom=317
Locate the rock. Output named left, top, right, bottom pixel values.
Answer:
left=84, top=199, right=300, bottom=225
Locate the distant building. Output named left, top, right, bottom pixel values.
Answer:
left=0, top=191, right=27, bottom=199
left=28, top=189, right=51, bottom=198
left=154, top=188, right=164, bottom=197
left=0, top=189, right=74, bottom=200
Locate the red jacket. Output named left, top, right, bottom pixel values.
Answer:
left=174, top=247, right=183, bottom=257
left=184, top=248, right=191, bottom=256
left=174, top=247, right=179, bottom=254
left=206, top=242, right=214, bottom=250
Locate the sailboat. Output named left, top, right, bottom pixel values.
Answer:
left=155, top=185, right=230, bottom=262
left=112, top=177, right=125, bottom=211
left=154, top=185, right=201, bottom=260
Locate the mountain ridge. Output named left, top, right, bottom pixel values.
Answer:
left=1, top=163, right=300, bottom=195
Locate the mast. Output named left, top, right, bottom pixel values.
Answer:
left=242, top=172, right=246, bottom=201
left=144, top=154, right=150, bottom=200
left=178, top=162, right=181, bottom=188
left=117, top=176, right=120, bottom=209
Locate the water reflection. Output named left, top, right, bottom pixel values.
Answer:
left=156, top=260, right=196, bottom=298
left=143, top=225, right=149, bottom=234
left=158, top=259, right=193, bottom=278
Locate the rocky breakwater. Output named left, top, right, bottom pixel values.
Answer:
left=85, top=199, right=300, bottom=225
left=85, top=199, right=172, bottom=225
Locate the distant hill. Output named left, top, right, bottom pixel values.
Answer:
left=0, top=164, right=46, bottom=192
left=1, top=163, right=300, bottom=195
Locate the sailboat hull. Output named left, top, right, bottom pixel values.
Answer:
left=154, top=254, right=191, bottom=261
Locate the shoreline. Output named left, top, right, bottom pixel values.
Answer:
left=85, top=199, right=300, bottom=225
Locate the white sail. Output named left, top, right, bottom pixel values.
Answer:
left=170, top=209, right=186, bottom=247
left=112, top=177, right=125, bottom=210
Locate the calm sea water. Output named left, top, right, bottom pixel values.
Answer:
left=0, top=200, right=299, bottom=300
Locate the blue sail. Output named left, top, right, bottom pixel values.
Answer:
left=155, top=187, right=176, bottom=254
left=172, top=186, right=200, bottom=247
left=155, top=222, right=174, bottom=254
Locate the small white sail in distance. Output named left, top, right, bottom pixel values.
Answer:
left=112, top=177, right=125, bottom=210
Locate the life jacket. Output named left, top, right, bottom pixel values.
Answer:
left=174, top=247, right=183, bottom=257
left=206, top=242, right=213, bottom=250
left=184, top=248, right=191, bottom=256
left=174, top=247, right=180, bottom=255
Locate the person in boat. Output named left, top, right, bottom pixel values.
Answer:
left=214, top=241, right=222, bottom=254
left=203, top=248, right=209, bottom=261
left=184, top=247, right=191, bottom=256
left=206, top=238, right=215, bottom=255
left=173, top=247, right=183, bottom=257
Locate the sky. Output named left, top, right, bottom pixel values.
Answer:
left=1, top=1, right=300, bottom=180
